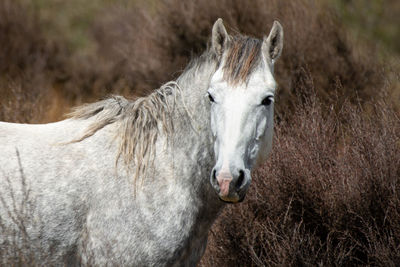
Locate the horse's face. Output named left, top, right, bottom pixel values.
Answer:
left=208, top=19, right=283, bottom=203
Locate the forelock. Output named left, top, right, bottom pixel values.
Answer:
left=223, top=35, right=263, bottom=85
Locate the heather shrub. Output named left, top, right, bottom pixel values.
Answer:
left=0, top=1, right=47, bottom=122
left=0, top=0, right=71, bottom=122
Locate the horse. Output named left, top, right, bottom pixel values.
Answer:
left=0, top=18, right=283, bottom=266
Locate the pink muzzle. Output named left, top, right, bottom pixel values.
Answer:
left=216, top=171, right=233, bottom=197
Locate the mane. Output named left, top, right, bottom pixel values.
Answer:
left=68, top=81, right=180, bottom=187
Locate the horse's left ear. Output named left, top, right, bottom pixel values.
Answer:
left=211, top=18, right=229, bottom=56
left=262, top=21, right=284, bottom=63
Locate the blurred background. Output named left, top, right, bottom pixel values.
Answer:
left=0, top=0, right=399, bottom=266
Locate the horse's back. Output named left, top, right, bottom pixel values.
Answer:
left=0, top=119, right=103, bottom=264
left=0, top=120, right=71, bottom=175
left=0, top=119, right=83, bottom=144
left=0, top=119, right=87, bottom=185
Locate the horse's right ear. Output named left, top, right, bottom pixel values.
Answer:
left=211, top=18, right=229, bottom=56
left=262, top=21, right=284, bottom=64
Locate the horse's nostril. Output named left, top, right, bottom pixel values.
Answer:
left=212, top=169, right=217, bottom=182
left=236, top=170, right=245, bottom=189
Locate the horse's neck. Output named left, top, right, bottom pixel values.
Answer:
left=165, top=57, right=223, bottom=216
left=173, top=55, right=216, bottom=178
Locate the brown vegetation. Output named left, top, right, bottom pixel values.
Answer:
left=0, top=0, right=399, bottom=266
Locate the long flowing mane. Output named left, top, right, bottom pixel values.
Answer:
left=68, top=81, right=181, bottom=185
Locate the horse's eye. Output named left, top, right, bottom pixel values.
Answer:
left=208, top=93, right=215, bottom=103
left=261, top=96, right=273, bottom=106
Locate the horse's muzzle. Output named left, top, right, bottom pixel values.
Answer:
left=210, top=168, right=251, bottom=203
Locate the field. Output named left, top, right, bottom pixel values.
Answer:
left=1, top=0, right=399, bottom=265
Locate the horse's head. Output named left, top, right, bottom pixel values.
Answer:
left=208, top=19, right=283, bottom=203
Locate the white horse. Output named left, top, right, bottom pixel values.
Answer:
left=0, top=19, right=283, bottom=266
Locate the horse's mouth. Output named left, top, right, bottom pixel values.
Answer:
left=218, top=193, right=246, bottom=203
